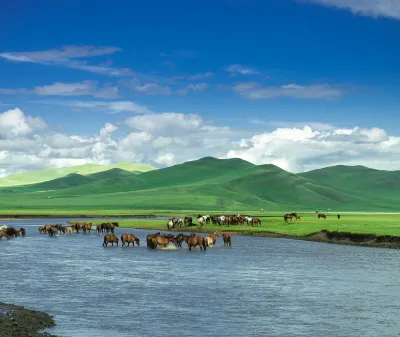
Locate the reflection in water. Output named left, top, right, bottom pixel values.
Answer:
left=1, top=220, right=400, bottom=337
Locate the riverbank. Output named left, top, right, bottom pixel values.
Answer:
left=70, top=214, right=400, bottom=249
left=0, top=302, right=57, bottom=337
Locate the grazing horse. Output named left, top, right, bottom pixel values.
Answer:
left=222, top=232, right=232, bottom=246
left=149, top=235, right=177, bottom=249
left=318, top=213, right=326, bottom=219
left=187, top=233, right=206, bottom=251
left=252, top=218, right=261, bottom=226
left=295, top=216, right=301, bottom=221
left=0, top=231, right=11, bottom=240
left=284, top=214, right=294, bottom=223
left=4, top=227, right=20, bottom=237
left=146, top=232, right=160, bottom=247
left=184, top=217, right=193, bottom=226
left=121, top=234, right=140, bottom=247
left=197, top=215, right=206, bottom=227
left=81, top=223, right=93, bottom=234
left=103, top=234, right=119, bottom=247
left=337, top=214, right=341, bottom=219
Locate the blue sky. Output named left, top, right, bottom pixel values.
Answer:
left=0, top=0, right=399, bottom=175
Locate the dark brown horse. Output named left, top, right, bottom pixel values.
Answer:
left=187, top=233, right=206, bottom=251
left=184, top=217, right=193, bottom=226
left=252, top=218, right=261, bottom=226
left=19, top=228, right=26, bottom=236
left=147, top=232, right=160, bottom=247
left=284, top=214, right=294, bottom=222
left=74, top=223, right=81, bottom=233
left=222, top=232, right=232, bottom=246
left=96, top=224, right=102, bottom=234
left=48, top=226, right=58, bottom=236
left=103, top=234, right=119, bottom=247
left=175, top=233, right=190, bottom=247
left=121, top=234, right=140, bottom=247
left=318, top=213, right=326, bottom=219
left=4, top=227, right=21, bottom=237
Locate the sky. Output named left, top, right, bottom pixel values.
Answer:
left=0, top=0, right=399, bottom=177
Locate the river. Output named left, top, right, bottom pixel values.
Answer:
left=1, top=218, right=400, bottom=336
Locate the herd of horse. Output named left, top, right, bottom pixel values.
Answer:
left=0, top=222, right=232, bottom=251
left=103, top=230, right=232, bottom=251
left=167, top=214, right=262, bottom=230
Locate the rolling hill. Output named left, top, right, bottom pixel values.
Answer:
left=0, top=162, right=156, bottom=187
left=0, top=157, right=399, bottom=212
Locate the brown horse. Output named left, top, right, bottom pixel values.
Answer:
left=48, top=226, right=58, bottom=236
left=38, top=226, right=45, bottom=234
left=252, top=218, right=261, bottom=226
left=81, top=223, right=93, bottom=234
left=222, top=232, right=232, bottom=246
left=205, top=231, right=220, bottom=246
left=121, top=234, right=140, bottom=247
left=103, top=234, right=119, bottom=247
left=187, top=233, right=206, bottom=251
left=0, top=232, right=11, bottom=240
left=96, top=224, right=102, bottom=234
left=147, top=232, right=160, bottom=247
left=74, top=223, right=81, bottom=233
left=284, top=214, right=294, bottom=223
left=318, top=213, right=326, bottom=219
left=149, top=235, right=177, bottom=249
left=295, top=216, right=301, bottom=221
left=175, top=233, right=190, bottom=247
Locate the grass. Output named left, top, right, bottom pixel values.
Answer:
left=68, top=212, right=400, bottom=237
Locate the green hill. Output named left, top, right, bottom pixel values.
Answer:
left=0, top=157, right=398, bottom=212
left=299, top=165, right=400, bottom=198
left=0, top=162, right=156, bottom=187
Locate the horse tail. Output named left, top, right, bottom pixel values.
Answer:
left=202, top=238, right=207, bottom=251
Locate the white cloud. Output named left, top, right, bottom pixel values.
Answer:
left=188, top=72, right=214, bottom=80
left=250, top=119, right=336, bottom=131
left=302, top=0, right=400, bottom=19
left=33, top=81, right=119, bottom=98
left=233, top=82, right=342, bottom=100
left=177, top=83, right=209, bottom=95
left=0, top=45, right=132, bottom=77
left=1, top=107, right=400, bottom=177
left=133, top=83, right=172, bottom=96
left=225, top=64, right=259, bottom=75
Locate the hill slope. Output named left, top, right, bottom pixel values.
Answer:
left=0, top=162, right=156, bottom=187
left=0, top=157, right=399, bottom=212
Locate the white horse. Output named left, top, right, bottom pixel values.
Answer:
left=0, top=225, right=7, bottom=232
left=176, top=219, right=183, bottom=227
left=218, top=216, right=226, bottom=225
left=197, top=216, right=205, bottom=226
left=205, top=237, right=214, bottom=247
left=244, top=216, right=253, bottom=225
left=167, top=220, right=175, bottom=231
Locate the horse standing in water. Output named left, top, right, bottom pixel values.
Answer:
left=187, top=233, right=206, bottom=251
left=222, top=232, right=232, bottom=246
left=121, top=234, right=140, bottom=247
left=205, top=231, right=220, bottom=247
left=149, top=235, right=177, bottom=249
left=175, top=233, right=190, bottom=247
left=103, top=234, right=119, bottom=247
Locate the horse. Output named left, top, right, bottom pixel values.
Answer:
left=252, top=218, right=261, bottom=226
left=318, top=213, right=326, bottom=219
left=184, top=217, right=193, bottom=226
left=210, top=216, right=219, bottom=224
left=74, top=223, right=81, bottom=233
left=197, top=215, right=206, bottom=227
left=0, top=225, right=8, bottom=232
left=284, top=214, right=294, bottom=223
left=222, top=232, right=232, bottom=246
left=48, top=226, right=58, bottom=236
left=295, top=216, right=301, bottom=221
left=38, top=226, right=45, bottom=234
left=19, top=228, right=26, bottom=236
left=4, top=227, right=20, bottom=237
left=96, top=224, right=102, bottom=234
left=121, top=234, right=140, bottom=247
left=81, top=223, right=93, bottom=234
left=54, top=224, right=65, bottom=234
left=167, top=219, right=175, bottom=231
left=0, top=231, right=11, bottom=240
left=103, top=234, right=119, bottom=247
left=206, top=231, right=220, bottom=246
left=175, top=233, right=190, bottom=247
left=147, top=232, right=160, bottom=247
left=217, top=216, right=226, bottom=226
left=187, top=233, right=206, bottom=251
left=149, top=235, right=177, bottom=249
left=64, top=226, right=74, bottom=234
left=337, top=214, right=341, bottom=219
left=205, top=237, right=214, bottom=247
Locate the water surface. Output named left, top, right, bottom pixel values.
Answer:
left=1, top=219, right=400, bottom=336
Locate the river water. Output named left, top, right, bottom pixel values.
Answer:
left=1, top=219, right=400, bottom=337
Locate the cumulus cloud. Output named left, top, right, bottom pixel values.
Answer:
left=225, top=64, right=259, bottom=75
left=0, top=45, right=132, bottom=77
left=250, top=119, right=336, bottom=131
left=233, top=82, right=342, bottom=100
left=177, top=83, right=209, bottom=95
left=1, top=107, right=400, bottom=177
left=302, top=0, right=400, bottom=19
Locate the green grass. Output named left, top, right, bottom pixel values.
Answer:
left=68, top=212, right=400, bottom=237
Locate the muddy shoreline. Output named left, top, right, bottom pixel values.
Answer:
left=0, top=302, right=57, bottom=337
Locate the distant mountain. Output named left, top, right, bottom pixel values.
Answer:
left=0, top=157, right=399, bottom=211
left=0, top=162, right=156, bottom=187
